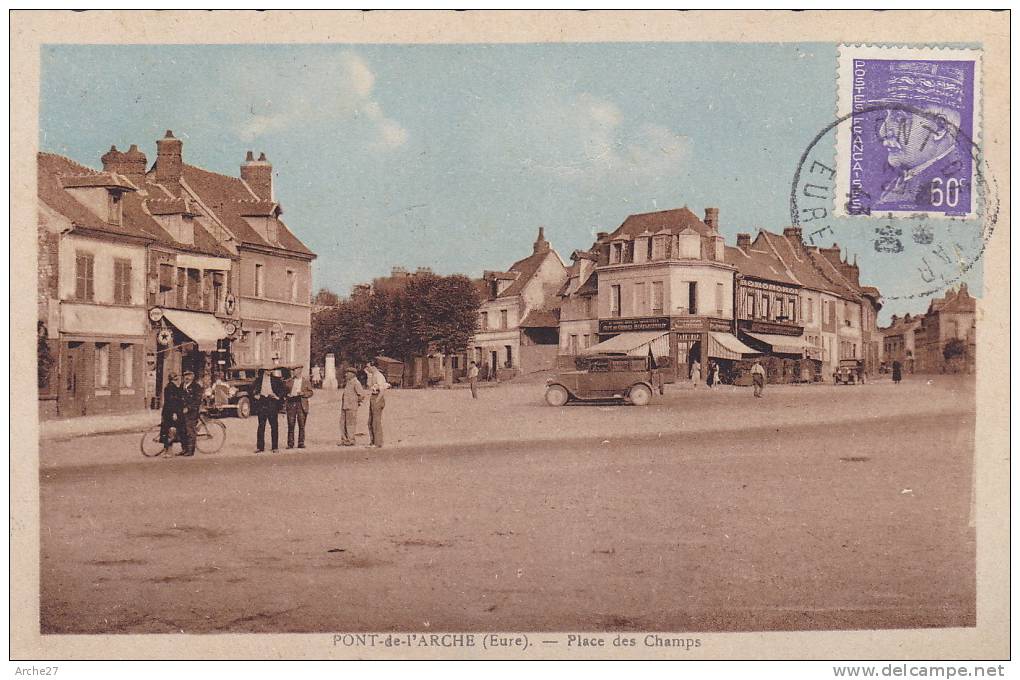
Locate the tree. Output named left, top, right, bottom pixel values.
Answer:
left=312, top=287, right=342, bottom=308
left=943, top=337, right=967, bottom=370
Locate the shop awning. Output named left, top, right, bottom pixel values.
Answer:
left=582, top=330, right=669, bottom=357
left=162, top=309, right=228, bottom=351
left=708, top=332, right=759, bottom=360
left=744, top=331, right=809, bottom=356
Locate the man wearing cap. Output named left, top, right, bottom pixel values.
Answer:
left=284, top=369, right=314, bottom=449
left=339, top=368, right=366, bottom=446
left=159, top=372, right=183, bottom=454
left=250, top=367, right=286, bottom=453
left=178, top=370, right=204, bottom=456
left=872, top=62, right=970, bottom=211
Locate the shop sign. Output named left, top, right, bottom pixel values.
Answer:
left=670, top=318, right=704, bottom=332
left=738, top=319, right=804, bottom=336
left=708, top=318, right=732, bottom=332
left=805, top=346, right=823, bottom=361
left=599, top=317, right=669, bottom=333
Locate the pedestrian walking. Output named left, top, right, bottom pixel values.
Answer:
left=706, top=360, right=716, bottom=387
left=284, top=369, right=314, bottom=449
left=339, top=368, right=366, bottom=446
left=711, top=362, right=721, bottom=387
left=251, top=367, right=285, bottom=453
left=468, top=360, right=479, bottom=399
left=177, top=370, right=203, bottom=456
left=690, top=359, right=702, bottom=387
left=892, top=360, right=903, bottom=384
left=364, top=361, right=390, bottom=448
left=159, top=372, right=184, bottom=454
left=751, top=360, right=766, bottom=398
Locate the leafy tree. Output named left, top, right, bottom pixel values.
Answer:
left=312, top=287, right=341, bottom=308
left=943, top=337, right=967, bottom=362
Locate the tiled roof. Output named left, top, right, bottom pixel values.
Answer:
left=574, top=271, right=598, bottom=296
left=519, top=308, right=561, bottom=328
left=498, top=249, right=548, bottom=298
left=760, top=230, right=842, bottom=293
left=610, top=207, right=712, bottom=239
left=60, top=172, right=135, bottom=190
left=724, top=238, right=799, bottom=286
left=171, top=164, right=313, bottom=256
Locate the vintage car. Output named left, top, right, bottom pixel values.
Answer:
left=208, top=364, right=304, bottom=418
left=833, top=359, right=865, bottom=385
left=544, top=354, right=657, bottom=406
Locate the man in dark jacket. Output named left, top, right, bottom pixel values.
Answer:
left=178, top=370, right=204, bottom=457
left=251, top=367, right=286, bottom=453
left=284, top=369, right=314, bottom=449
left=159, top=372, right=183, bottom=453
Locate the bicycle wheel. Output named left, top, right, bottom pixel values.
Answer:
left=140, top=424, right=169, bottom=457
left=195, top=418, right=226, bottom=454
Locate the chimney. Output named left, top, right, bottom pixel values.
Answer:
left=241, top=150, right=273, bottom=201
left=783, top=226, right=803, bottom=243
left=155, top=130, right=183, bottom=183
left=704, top=207, right=720, bottom=231
left=533, top=226, right=550, bottom=254
left=596, top=231, right=609, bottom=242
left=101, top=144, right=148, bottom=177
left=736, top=233, right=751, bottom=250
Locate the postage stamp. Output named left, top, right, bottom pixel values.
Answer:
left=835, top=44, right=983, bottom=218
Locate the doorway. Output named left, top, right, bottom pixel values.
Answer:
left=60, top=341, right=88, bottom=416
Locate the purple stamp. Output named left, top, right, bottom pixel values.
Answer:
left=836, top=45, right=983, bottom=219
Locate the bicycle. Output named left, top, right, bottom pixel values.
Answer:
left=140, top=411, right=227, bottom=457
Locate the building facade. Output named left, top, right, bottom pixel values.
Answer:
left=881, top=313, right=923, bottom=372
left=914, top=284, right=976, bottom=373
left=470, top=228, right=568, bottom=379
left=37, top=132, right=316, bottom=418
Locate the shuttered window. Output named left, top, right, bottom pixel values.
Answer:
left=75, top=252, right=94, bottom=301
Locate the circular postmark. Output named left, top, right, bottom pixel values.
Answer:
left=790, top=103, right=998, bottom=302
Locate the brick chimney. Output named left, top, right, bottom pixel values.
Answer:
left=155, top=130, right=183, bottom=183
left=241, top=151, right=273, bottom=201
left=783, top=226, right=803, bottom=243
left=704, top=207, right=720, bottom=231
left=736, top=233, right=751, bottom=250
left=533, top=226, right=550, bottom=254
left=101, top=144, right=147, bottom=177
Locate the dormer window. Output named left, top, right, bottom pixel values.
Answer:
left=107, top=190, right=124, bottom=225
left=610, top=242, right=623, bottom=264
left=652, top=235, right=670, bottom=260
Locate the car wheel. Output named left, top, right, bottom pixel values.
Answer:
left=629, top=384, right=652, bottom=406
left=236, top=396, right=252, bottom=419
left=545, top=385, right=569, bottom=407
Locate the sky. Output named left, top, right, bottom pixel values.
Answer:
left=40, top=43, right=983, bottom=323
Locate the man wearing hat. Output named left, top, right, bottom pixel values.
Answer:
left=159, top=372, right=183, bottom=454
left=871, top=61, right=971, bottom=211
left=339, top=367, right=366, bottom=446
left=178, top=369, right=204, bottom=456
left=250, top=367, right=286, bottom=453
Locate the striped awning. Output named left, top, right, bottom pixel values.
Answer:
left=583, top=331, right=669, bottom=357
left=707, top=332, right=759, bottom=360
left=744, top=331, right=809, bottom=356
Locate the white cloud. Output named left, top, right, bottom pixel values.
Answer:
left=520, top=92, right=689, bottom=186
left=234, top=51, right=407, bottom=150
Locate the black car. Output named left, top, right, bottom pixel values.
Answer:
left=209, top=364, right=303, bottom=418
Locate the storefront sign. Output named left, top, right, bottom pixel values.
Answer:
left=708, top=318, right=732, bottom=333
left=738, top=319, right=804, bottom=336
left=670, top=318, right=703, bottom=332
left=740, top=279, right=798, bottom=295
left=599, top=317, right=669, bottom=333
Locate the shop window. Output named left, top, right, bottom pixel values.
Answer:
left=95, top=343, right=110, bottom=389
left=120, top=344, right=134, bottom=388
left=651, top=281, right=664, bottom=315
left=113, top=258, right=132, bottom=305
left=75, top=252, right=95, bottom=302
left=610, top=285, right=622, bottom=318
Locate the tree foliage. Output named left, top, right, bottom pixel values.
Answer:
left=943, top=337, right=967, bottom=361
left=310, top=273, right=481, bottom=369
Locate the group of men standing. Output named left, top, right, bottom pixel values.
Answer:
left=159, top=370, right=204, bottom=456
left=249, top=367, right=314, bottom=453
left=339, top=363, right=389, bottom=447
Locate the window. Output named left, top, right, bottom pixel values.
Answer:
left=611, top=242, right=623, bottom=264
left=688, top=282, right=698, bottom=315
left=107, top=191, right=123, bottom=225
left=746, top=293, right=755, bottom=319
left=500, top=309, right=508, bottom=330
left=585, top=296, right=595, bottom=318
left=761, top=296, right=770, bottom=319
left=176, top=267, right=187, bottom=307
left=113, top=258, right=132, bottom=305
left=480, top=311, right=489, bottom=330
left=285, top=333, right=296, bottom=362
left=202, top=271, right=214, bottom=311
left=651, top=281, right=664, bottom=315
left=715, top=283, right=724, bottom=316
left=120, top=344, right=134, bottom=388
left=634, top=282, right=646, bottom=315
left=254, top=331, right=264, bottom=362
left=287, top=269, right=297, bottom=302
left=212, top=272, right=225, bottom=312
left=504, top=345, right=513, bottom=368
left=807, top=297, right=814, bottom=323
left=583, top=334, right=591, bottom=348
left=646, top=238, right=653, bottom=261
left=789, top=297, right=797, bottom=323
left=186, top=268, right=201, bottom=309
left=94, top=343, right=109, bottom=388
left=652, top=236, right=668, bottom=260
left=776, top=297, right=786, bottom=320
left=570, top=334, right=579, bottom=355
left=75, top=252, right=95, bottom=301
left=610, top=285, right=622, bottom=318
left=255, top=263, right=265, bottom=298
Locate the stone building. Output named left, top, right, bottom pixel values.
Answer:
left=470, top=228, right=568, bottom=379
left=556, top=249, right=600, bottom=360
left=881, top=313, right=923, bottom=373
left=914, top=284, right=976, bottom=373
